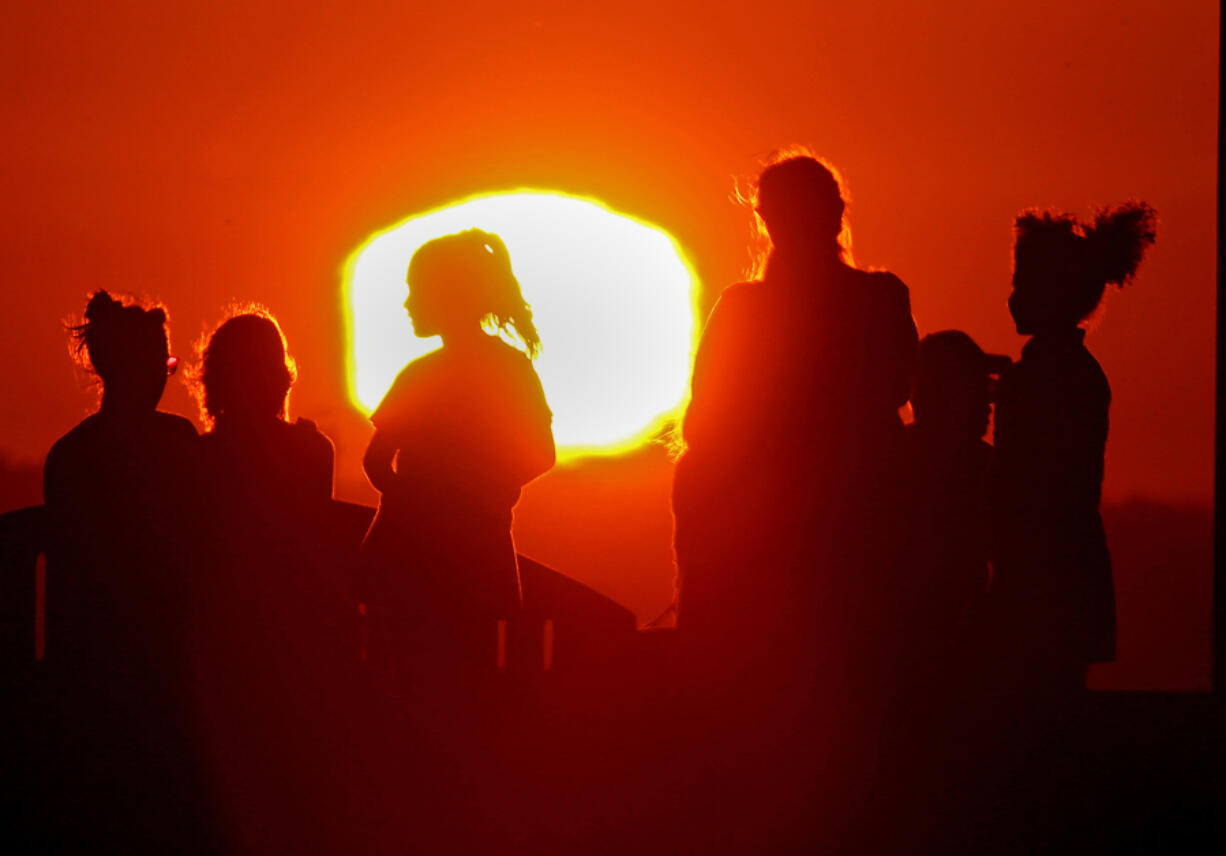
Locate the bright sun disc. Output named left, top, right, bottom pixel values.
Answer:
left=344, top=191, right=699, bottom=459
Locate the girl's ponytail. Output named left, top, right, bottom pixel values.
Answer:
left=1086, top=201, right=1158, bottom=289
left=1013, top=201, right=1157, bottom=324
left=475, top=230, right=541, bottom=359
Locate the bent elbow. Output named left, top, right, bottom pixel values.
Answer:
left=362, top=440, right=394, bottom=492
left=361, top=446, right=378, bottom=483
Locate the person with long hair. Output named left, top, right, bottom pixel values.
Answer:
left=670, top=151, right=917, bottom=849
left=41, top=290, right=209, bottom=849
left=189, top=308, right=383, bottom=851
left=993, top=202, right=1157, bottom=695
left=675, top=152, right=917, bottom=664
left=361, top=229, right=555, bottom=680
left=194, top=309, right=333, bottom=530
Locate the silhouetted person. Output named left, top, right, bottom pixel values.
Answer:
left=993, top=202, right=1156, bottom=696
left=902, top=331, right=1008, bottom=680
left=670, top=151, right=917, bottom=849
left=361, top=229, right=555, bottom=682
left=193, top=310, right=340, bottom=655
left=985, top=203, right=1157, bottom=850
left=197, top=311, right=334, bottom=526
left=887, top=331, right=1009, bottom=847
left=40, top=290, right=209, bottom=849
left=189, top=308, right=381, bottom=850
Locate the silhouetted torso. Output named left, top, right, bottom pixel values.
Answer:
left=197, top=416, right=340, bottom=667
left=363, top=337, right=554, bottom=623
left=40, top=407, right=207, bottom=848
left=200, top=416, right=333, bottom=546
left=668, top=253, right=915, bottom=852
left=194, top=414, right=380, bottom=849
left=992, top=329, right=1115, bottom=670
left=674, top=256, right=917, bottom=661
left=902, top=424, right=993, bottom=657
left=198, top=415, right=337, bottom=627
left=682, top=260, right=914, bottom=463
left=43, top=407, right=201, bottom=675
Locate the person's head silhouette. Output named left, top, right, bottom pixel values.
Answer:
left=1009, top=202, right=1156, bottom=336
left=406, top=229, right=540, bottom=357
left=749, top=152, right=851, bottom=269
left=69, top=290, right=177, bottom=413
left=913, top=331, right=1010, bottom=443
left=195, top=310, right=297, bottom=429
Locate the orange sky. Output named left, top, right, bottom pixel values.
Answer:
left=1, top=2, right=1218, bottom=638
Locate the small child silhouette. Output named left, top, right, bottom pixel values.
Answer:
left=902, top=330, right=1009, bottom=681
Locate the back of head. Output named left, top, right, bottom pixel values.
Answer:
left=408, top=228, right=541, bottom=357
left=69, top=290, right=171, bottom=406
left=913, top=330, right=1005, bottom=441
left=751, top=150, right=850, bottom=269
left=197, top=310, right=296, bottom=428
left=1012, top=202, right=1157, bottom=328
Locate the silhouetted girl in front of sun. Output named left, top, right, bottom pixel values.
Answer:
left=992, top=202, right=1156, bottom=697
left=361, top=229, right=555, bottom=678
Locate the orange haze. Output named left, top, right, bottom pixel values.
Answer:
left=1, top=2, right=1216, bottom=687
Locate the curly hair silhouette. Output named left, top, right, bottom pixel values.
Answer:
left=1010, top=202, right=1157, bottom=334
left=194, top=309, right=297, bottom=429
left=67, top=290, right=176, bottom=411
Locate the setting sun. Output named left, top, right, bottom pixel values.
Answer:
left=345, top=192, right=699, bottom=458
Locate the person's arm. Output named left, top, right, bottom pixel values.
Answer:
left=516, top=370, right=556, bottom=484
left=362, top=429, right=399, bottom=496
left=1044, top=380, right=1110, bottom=521
left=514, top=416, right=555, bottom=487
left=363, top=363, right=421, bottom=497
left=296, top=419, right=336, bottom=501
left=882, top=272, right=919, bottom=411
left=476, top=367, right=556, bottom=490
left=315, top=434, right=336, bottom=501
left=680, top=287, right=745, bottom=453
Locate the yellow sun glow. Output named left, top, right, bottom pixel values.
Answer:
left=344, top=191, right=699, bottom=459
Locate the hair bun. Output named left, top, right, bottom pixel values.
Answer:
left=1088, top=201, right=1157, bottom=287
left=84, top=290, right=122, bottom=322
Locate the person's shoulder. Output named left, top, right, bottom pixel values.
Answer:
left=378, top=349, right=446, bottom=402
left=719, top=280, right=758, bottom=300
left=859, top=268, right=911, bottom=300
left=151, top=411, right=200, bottom=438
left=705, top=281, right=764, bottom=323
left=289, top=417, right=335, bottom=454
left=46, top=416, right=99, bottom=466
left=395, top=347, right=447, bottom=379
left=713, top=281, right=759, bottom=308
left=53, top=414, right=101, bottom=444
